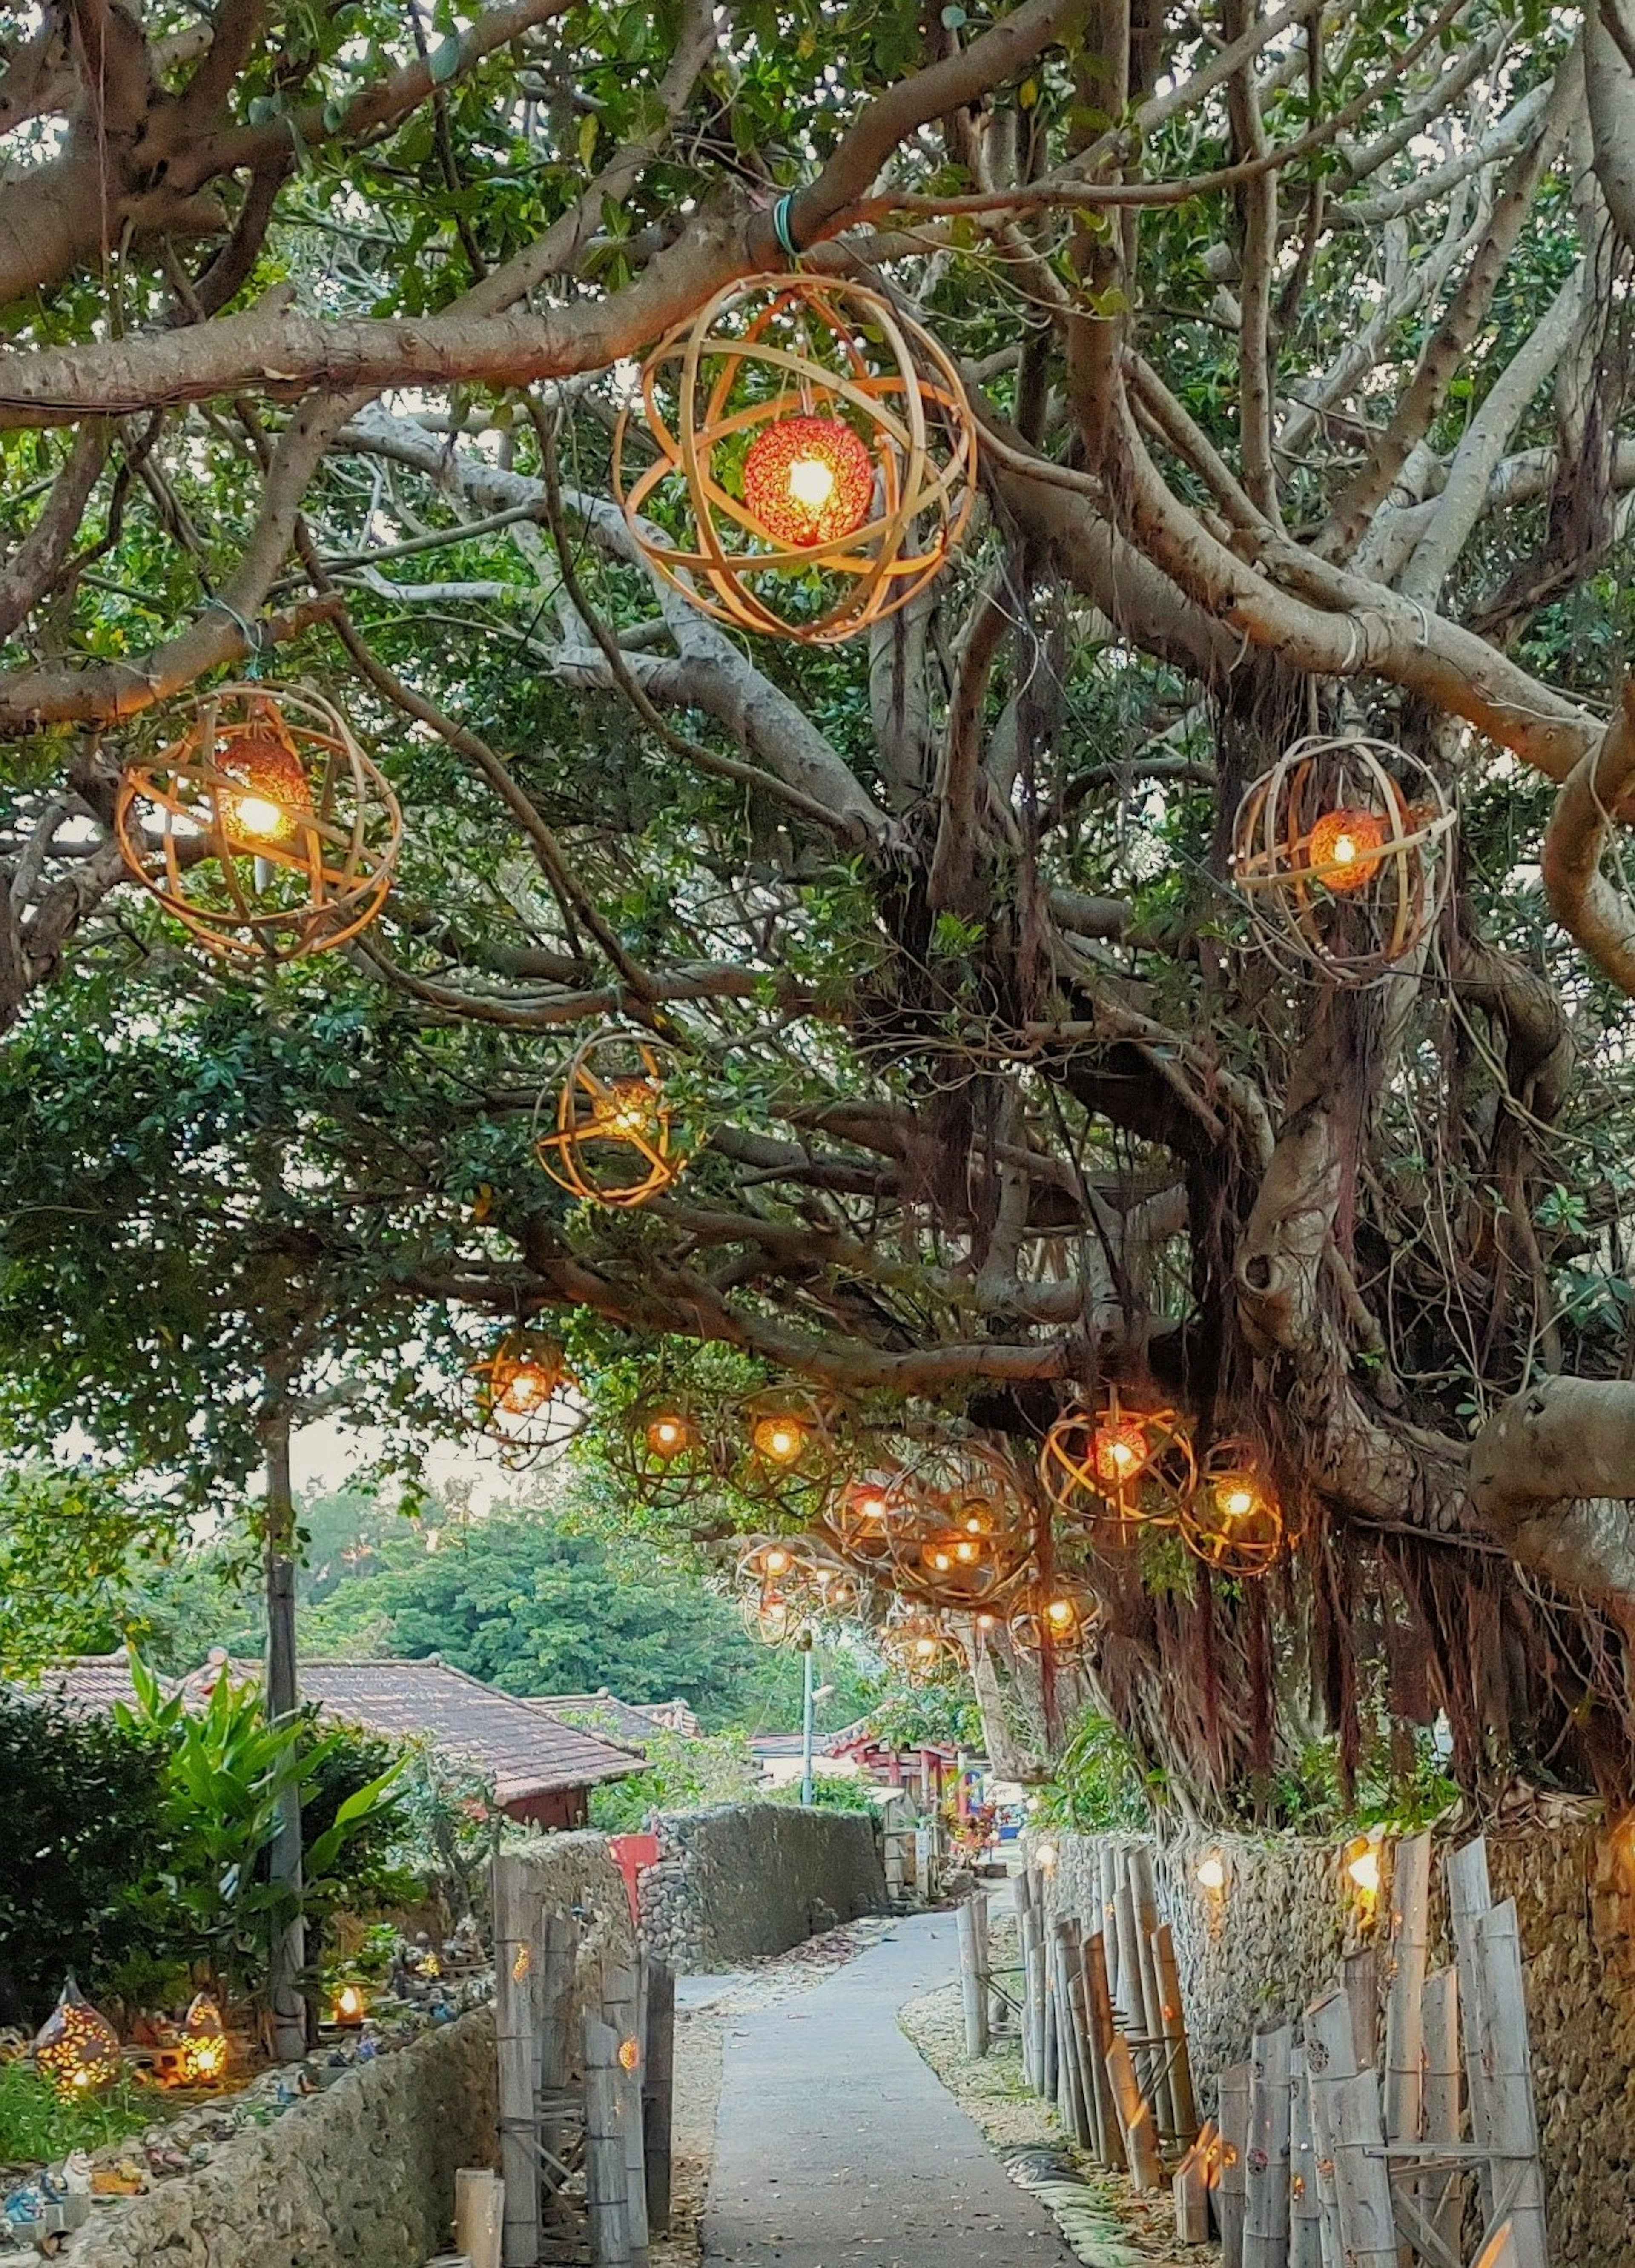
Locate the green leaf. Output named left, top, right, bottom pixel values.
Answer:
left=427, top=35, right=462, bottom=83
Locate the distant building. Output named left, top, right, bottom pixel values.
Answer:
left=19, top=1651, right=640, bottom=1832
left=526, top=1689, right=702, bottom=1748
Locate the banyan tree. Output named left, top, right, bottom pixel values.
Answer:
left=8, top=0, right=1635, bottom=1812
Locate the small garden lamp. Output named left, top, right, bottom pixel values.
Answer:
left=32, top=1979, right=121, bottom=2100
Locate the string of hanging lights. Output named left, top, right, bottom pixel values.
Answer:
left=114, top=683, right=401, bottom=962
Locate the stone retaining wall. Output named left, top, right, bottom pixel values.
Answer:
left=67, top=2007, right=496, bottom=2268
left=640, top=1804, right=888, bottom=1970
left=1039, top=1807, right=1632, bottom=2268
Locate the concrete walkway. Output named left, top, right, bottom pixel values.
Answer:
left=699, top=1913, right=1079, bottom=2268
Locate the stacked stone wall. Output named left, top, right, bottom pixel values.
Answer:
left=1040, top=1807, right=1631, bottom=2266
left=639, top=1802, right=887, bottom=1970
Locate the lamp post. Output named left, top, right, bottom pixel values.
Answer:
left=800, top=1631, right=816, bottom=1806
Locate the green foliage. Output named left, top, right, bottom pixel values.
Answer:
left=0, top=1465, right=182, bottom=1679
left=1259, top=1731, right=1460, bottom=1838
left=0, top=2060, right=165, bottom=2167
left=0, top=1695, right=167, bottom=2028
left=768, top=1772, right=880, bottom=1813
left=587, top=1728, right=761, bottom=1830
left=114, top=1656, right=403, bottom=2004
left=1034, top=1711, right=1156, bottom=1835
left=863, top=1676, right=985, bottom=1753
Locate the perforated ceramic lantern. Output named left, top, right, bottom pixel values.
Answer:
left=32, top=1979, right=120, bottom=2100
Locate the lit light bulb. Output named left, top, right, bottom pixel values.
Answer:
left=1196, top=1853, right=1226, bottom=1893
left=1036, top=1841, right=1058, bottom=1870
left=1091, top=1418, right=1149, bottom=1489
left=591, top=1077, right=659, bottom=1140
left=1046, top=1597, right=1075, bottom=1628
left=742, top=415, right=874, bottom=547
left=954, top=1538, right=980, bottom=1564
left=1348, top=1847, right=1381, bottom=1897
left=499, top=1362, right=553, bottom=1416
left=1308, top=806, right=1386, bottom=892
left=964, top=1514, right=987, bottom=1535
left=647, top=1412, right=687, bottom=1457
left=931, top=1549, right=952, bottom=1572
left=765, top=1548, right=791, bottom=1575
left=1216, top=1482, right=1259, bottom=1521
left=233, top=794, right=284, bottom=840
left=753, top=1415, right=806, bottom=1464
left=787, top=454, right=837, bottom=513
left=334, top=1983, right=365, bottom=2025
left=914, top=1637, right=937, bottom=1660
left=976, top=1613, right=996, bottom=1631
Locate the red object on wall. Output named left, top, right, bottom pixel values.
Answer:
left=608, top=1832, right=660, bottom=1924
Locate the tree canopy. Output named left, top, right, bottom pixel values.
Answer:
left=6, top=0, right=1635, bottom=1816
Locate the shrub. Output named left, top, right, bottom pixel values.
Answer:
left=0, top=1693, right=167, bottom=2027
left=588, top=1728, right=760, bottom=1830
left=0, top=2059, right=164, bottom=2165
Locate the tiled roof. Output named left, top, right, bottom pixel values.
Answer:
left=17, top=1653, right=639, bottom=1806
left=525, top=1691, right=701, bottom=1746
left=296, top=1660, right=640, bottom=1804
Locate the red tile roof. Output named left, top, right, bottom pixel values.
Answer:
left=17, top=1653, right=639, bottom=1807
left=525, top=1691, right=701, bottom=1746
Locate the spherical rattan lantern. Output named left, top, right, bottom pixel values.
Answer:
left=612, top=1394, right=719, bottom=1507
left=886, top=1438, right=1034, bottom=1611
left=114, top=684, right=402, bottom=963
left=733, top=1386, right=846, bottom=1515
left=1041, top=1390, right=1196, bottom=1545
left=1006, top=1575, right=1101, bottom=1661
left=535, top=1029, right=690, bottom=1210
left=32, top=1979, right=121, bottom=2100
left=614, top=274, right=976, bottom=644
left=1179, top=1437, right=1288, bottom=1576
left=878, top=1604, right=966, bottom=1680
left=822, top=1469, right=913, bottom=1568
left=473, top=1329, right=576, bottom=1461
left=1230, top=733, right=1454, bottom=985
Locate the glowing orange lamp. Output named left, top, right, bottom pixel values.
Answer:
left=219, top=730, right=313, bottom=849
left=32, top=1979, right=121, bottom=2099
left=752, top=1413, right=807, bottom=1466
left=333, top=1982, right=367, bottom=2027
left=1306, top=807, right=1387, bottom=892
left=742, top=415, right=875, bottom=549
left=645, top=1411, right=691, bottom=1458
left=1091, top=1417, right=1150, bottom=1489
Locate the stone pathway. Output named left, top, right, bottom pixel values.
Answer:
left=698, top=1913, right=1079, bottom=2268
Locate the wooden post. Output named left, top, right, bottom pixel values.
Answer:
left=975, top=1892, right=1004, bottom=2042
left=601, top=1966, right=649, bottom=2268
left=1098, top=1841, right=1122, bottom=2007
left=456, top=2170, right=505, bottom=2268
left=1288, top=2048, right=1324, bottom=2268
left=1383, top=1832, right=1431, bottom=2149
left=1066, top=1950, right=1105, bottom=2162
left=538, top=1910, right=580, bottom=2201
left=1242, top=2023, right=1292, bottom=2268
left=1083, top=1930, right=1128, bottom=2173
left=642, top=1962, right=675, bottom=2240
left=582, top=2016, right=632, bottom=2268
left=1112, top=1875, right=1144, bottom=2035
left=1306, top=1990, right=1394, bottom=2268
left=1342, top=1946, right=1379, bottom=2074
left=1127, top=1845, right=1176, bottom=2139
left=958, top=1898, right=990, bottom=2057
left=1447, top=1836, right=1496, bottom=2223
left=492, top=1856, right=541, bottom=2268
left=1014, top=1871, right=1037, bottom=2089
left=1020, top=1901, right=1046, bottom=2095
left=1052, top=1924, right=1093, bottom=2150
left=1173, top=2125, right=1213, bottom=2244
left=1151, top=1923, right=1199, bottom=2146
left=1216, top=2062, right=1250, bottom=2268
left=1418, top=1966, right=1461, bottom=2263
left=1108, top=2033, right=1164, bottom=2189
left=1472, top=1899, right=1549, bottom=2268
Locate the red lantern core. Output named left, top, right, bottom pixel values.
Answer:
left=220, top=730, right=313, bottom=849
left=1090, top=1418, right=1149, bottom=1489
left=1306, top=807, right=1386, bottom=892
left=743, top=416, right=875, bottom=547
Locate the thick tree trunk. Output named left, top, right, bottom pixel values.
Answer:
left=262, top=1391, right=307, bottom=2063
left=1470, top=1377, right=1635, bottom=1625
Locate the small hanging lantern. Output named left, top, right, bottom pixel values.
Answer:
left=878, top=1605, right=965, bottom=1680
left=331, top=1982, right=367, bottom=2028
left=32, top=1979, right=120, bottom=2100
left=473, top=1329, right=577, bottom=1462
left=1041, top=1390, right=1196, bottom=1543
left=884, top=1438, right=1034, bottom=1609
left=535, top=1030, right=690, bottom=1209
left=1196, top=1851, right=1227, bottom=1895
left=611, top=1393, right=718, bottom=1506
left=1343, top=1833, right=1383, bottom=1919
left=735, top=1533, right=869, bottom=1630
left=1231, top=733, right=1454, bottom=985
left=1180, top=1438, right=1288, bottom=1576
left=823, top=1471, right=912, bottom=1565
left=734, top=1387, right=843, bottom=1512
left=614, top=275, right=976, bottom=645
left=1006, top=1575, right=1101, bottom=1660
left=177, top=1992, right=229, bottom=2084
left=114, top=684, right=402, bottom=963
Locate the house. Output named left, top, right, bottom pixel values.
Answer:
left=525, top=1689, right=701, bottom=1748
left=21, top=1651, right=640, bottom=1831
left=746, top=1728, right=864, bottom=1791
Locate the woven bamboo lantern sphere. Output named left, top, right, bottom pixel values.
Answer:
left=32, top=1979, right=120, bottom=2100
left=1041, top=1390, right=1196, bottom=1540
left=473, top=1329, right=575, bottom=1459
left=1179, top=1437, right=1288, bottom=1575
left=114, top=684, right=401, bottom=962
left=614, top=274, right=976, bottom=644
left=878, top=1605, right=964, bottom=1679
left=1006, top=1575, right=1101, bottom=1660
left=823, top=1471, right=908, bottom=1566
left=614, top=1393, right=717, bottom=1506
left=535, top=1029, right=689, bottom=1209
left=734, top=1386, right=846, bottom=1513
left=1230, top=733, right=1454, bottom=985
left=883, top=1437, right=1033, bottom=1609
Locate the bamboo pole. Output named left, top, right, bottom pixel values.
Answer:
left=975, top=1890, right=1004, bottom=2042
left=1420, top=1966, right=1462, bottom=2267
left=492, top=1856, right=542, bottom=2268
left=642, top=1962, right=676, bottom=2241
left=456, top=2170, right=505, bottom=2268
left=1216, top=2062, right=1250, bottom=2268
left=538, top=1910, right=580, bottom=2202
left=1151, top=1922, right=1199, bottom=2145
left=601, top=1965, right=649, bottom=2268
left=1306, top=1990, right=1394, bottom=2268
left=1014, top=1871, right=1038, bottom=2090
left=1020, top=1901, right=1047, bottom=2096
left=1083, top=1930, right=1128, bottom=2173
left=1097, top=1841, right=1122, bottom=2007
left=1447, top=1835, right=1496, bottom=2224
left=1288, top=2048, right=1324, bottom=2268
left=1127, top=1845, right=1177, bottom=2140
left=1471, top=1899, right=1549, bottom=2268
left=1066, top=1946, right=1105, bottom=2162
left=1051, top=1929, right=1091, bottom=2148
left=1107, top=2033, right=1164, bottom=2190
left=1242, top=2023, right=1292, bottom=2268
left=582, top=2016, right=632, bottom=2268
left=1173, top=2125, right=1213, bottom=2243
left=958, top=1898, right=990, bottom=2057
left=1342, top=1947, right=1379, bottom=2075
left=1383, top=1833, right=1431, bottom=2149
left=1112, top=1875, right=1145, bottom=2035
